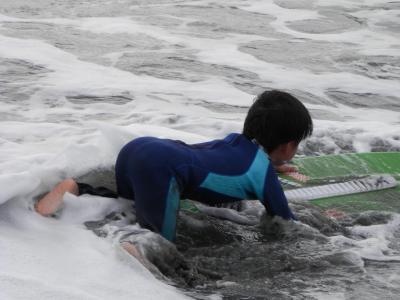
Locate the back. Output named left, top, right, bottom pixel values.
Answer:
left=174, top=133, right=295, bottom=220
left=115, top=133, right=295, bottom=241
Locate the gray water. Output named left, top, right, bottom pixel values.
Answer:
left=80, top=168, right=400, bottom=299
left=175, top=207, right=400, bottom=299
left=1, top=0, right=400, bottom=299
left=64, top=152, right=400, bottom=300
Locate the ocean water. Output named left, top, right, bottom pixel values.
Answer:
left=0, top=0, right=399, bottom=299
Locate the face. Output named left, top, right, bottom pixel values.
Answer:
left=268, top=141, right=298, bottom=164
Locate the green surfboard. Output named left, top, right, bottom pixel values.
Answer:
left=288, top=152, right=400, bottom=213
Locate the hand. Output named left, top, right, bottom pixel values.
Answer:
left=274, top=163, right=298, bottom=174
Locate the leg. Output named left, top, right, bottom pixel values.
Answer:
left=121, top=157, right=181, bottom=241
left=36, top=180, right=118, bottom=217
left=133, top=176, right=181, bottom=242
left=35, top=178, right=79, bottom=216
left=115, top=138, right=183, bottom=241
left=77, top=183, right=118, bottom=198
left=120, top=233, right=190, bottom=280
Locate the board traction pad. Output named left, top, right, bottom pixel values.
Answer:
left=288, top=152, right=400, bottom=213
left=284, top=175, right=397, bottom=201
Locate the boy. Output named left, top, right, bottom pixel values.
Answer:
left=36, top=90, right=313, bottom=243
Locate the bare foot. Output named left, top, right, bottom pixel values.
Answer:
left=35, top=179, right=79, bottom=216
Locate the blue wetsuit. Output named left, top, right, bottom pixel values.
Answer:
left=115, top=133, right=295, bottom=241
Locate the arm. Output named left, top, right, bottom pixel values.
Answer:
left=261, top=163, right=296, bottom=220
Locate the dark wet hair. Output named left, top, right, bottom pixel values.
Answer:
left=243, top=90, right=313, bottom=153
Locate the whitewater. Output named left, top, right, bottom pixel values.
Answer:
left=0, top=0, right=399, bottom=299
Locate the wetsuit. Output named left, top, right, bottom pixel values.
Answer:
left=115, top=133, right=295, bottom=241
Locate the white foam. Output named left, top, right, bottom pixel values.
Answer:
left=59, top=193, right=127, bottom=225
left=304, top=290, right=346, bottom=300
left=309, top=118, right=400, bottom=153
left=316, top=0, right=391, bottom=8
left=350, top=215, right=400, bottom=261
left=2, top=14, right=399, bottom=100
left=0, top=199, right=190, bottom=300
left=0, top=121, right=209, bottom=205
left=74, top=16, right=400, bottom=97
left=0, top=32, right=251, bottom=107
left=238, top=0, right=400, bottom=59
left=75, top=17, right=400, bottom=99
left=235, top=0, right=322, bottom=24
left=330, top=214, right=400, bottom=262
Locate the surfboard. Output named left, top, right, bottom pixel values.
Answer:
left=284, top=152, right=400, bottom=213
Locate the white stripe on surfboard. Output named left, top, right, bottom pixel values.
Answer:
left=285, top=175, right=398, bottom=201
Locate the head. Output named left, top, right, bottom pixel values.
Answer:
left=243, top=90, right=313, bottom=162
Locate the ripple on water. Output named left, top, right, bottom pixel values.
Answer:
left=66, top=94, right=134, bottom=105
left=287, top=11, right=363, bottom=34
left=0, top=58, right=49, bottom=108
left=326, top=91, right=400, bottom=111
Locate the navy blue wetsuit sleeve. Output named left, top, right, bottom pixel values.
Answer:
left=262, top=164, right=296, bottom=220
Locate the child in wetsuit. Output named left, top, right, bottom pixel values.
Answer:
left=36, top=90, right=313, bottom=243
